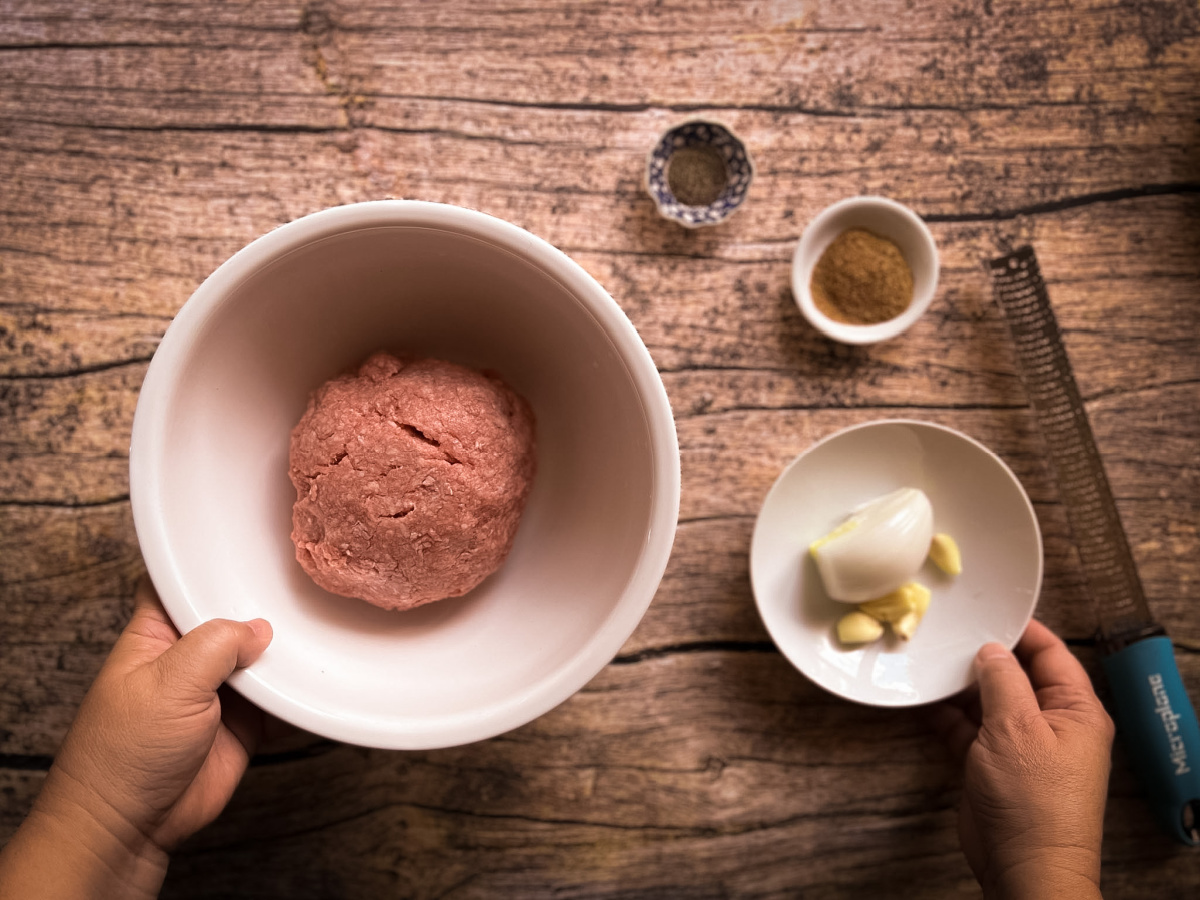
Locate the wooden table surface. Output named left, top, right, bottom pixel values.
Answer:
left=3, top=1, right=1198, bottom=896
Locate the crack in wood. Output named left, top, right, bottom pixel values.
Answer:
left=669, top=376, right=1199, bottom=421
left=0, top=495, right=131, bottom=509
left=0, top=304, right=173, bottom=321
left=0, top=739, right=343, bottom=774
left=612, top=641, right=778, bottom=665
left=0, top=42, right=278, bottom=52
left=672, top=400, right=1031, bottom=422
left=1, top=118, right=343, bottom=134
left=0, top=753, right=53, bottom=771
left=923, top=182, right=1200, bottom=223
left=0, top=356, right=155, bottom=381
left=249, top=740, right=341, bottom=767
left=299, top=1, right=367, bottom=131
left=677, top=514, right=757, bottom=525
left=1084, top=376, right=1200, bottom=406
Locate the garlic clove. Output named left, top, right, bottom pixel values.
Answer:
left=836, top=611, right=885, bottom=645
left=929, top=532, right=963, bottom=575
left=859, top=582, right=931, bottom=625
left=891, top=583, right=932, bottom=640
left=893, top=611, right=921, bottom=640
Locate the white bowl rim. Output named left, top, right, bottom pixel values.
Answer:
left=749, top=417, right=1043, bottom=706
left=130, top=200, right=682, bottom=749
left=791, top=195, right=939, bottom=345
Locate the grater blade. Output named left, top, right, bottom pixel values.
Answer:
left=988, top=247, right=1155, bottom=649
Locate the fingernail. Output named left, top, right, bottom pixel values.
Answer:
left=245, top=618, right=273, bottom=643
left=977, top=643, right=1009, bottom=662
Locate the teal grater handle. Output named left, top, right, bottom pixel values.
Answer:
left=1101, top=635, right=1200, bottom=845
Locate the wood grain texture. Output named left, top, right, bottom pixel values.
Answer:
left=2, top=1, right=1198, bottom=897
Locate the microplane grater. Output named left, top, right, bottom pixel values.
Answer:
left=987, top=247, right=1148, bottom=640
left=989, top=245, right=1199, bottom=846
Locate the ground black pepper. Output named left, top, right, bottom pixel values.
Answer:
left=667, top=146, right=728, bottom=207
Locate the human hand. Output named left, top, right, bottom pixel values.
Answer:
left=931, top=619, right=1115, bottom=900
left=0, top=577, right=272, bottom=899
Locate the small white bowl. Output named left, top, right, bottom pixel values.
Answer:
left=750, top=420, right=1042, bottom=707
left=792, top=196, right=939, bottom=345
left=130, top=201, right=681, bottom=750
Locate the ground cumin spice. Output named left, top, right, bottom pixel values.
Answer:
left=810, top=228, right=913, bottom=325
left=667, top=146, right=729, bottom=206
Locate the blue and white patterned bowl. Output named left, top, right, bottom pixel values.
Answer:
left=645, top=120, right=754, bottom=228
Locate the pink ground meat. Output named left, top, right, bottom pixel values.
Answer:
left=288, top=352, right=536, bottom=611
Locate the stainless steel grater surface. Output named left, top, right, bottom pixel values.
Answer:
left=988, top=246, right=1153, bottom=647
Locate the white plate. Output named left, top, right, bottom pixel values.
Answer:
left=750, top=420, right=1042, bottom=706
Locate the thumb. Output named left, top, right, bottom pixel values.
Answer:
left=974, top=642, right=1040, bottom=729
left=151, top=617, right=273, bottom=697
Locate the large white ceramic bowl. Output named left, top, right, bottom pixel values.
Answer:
left=750, top=420, right=1042, bottom=706
left=130, top=201, right=681, bottom=749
